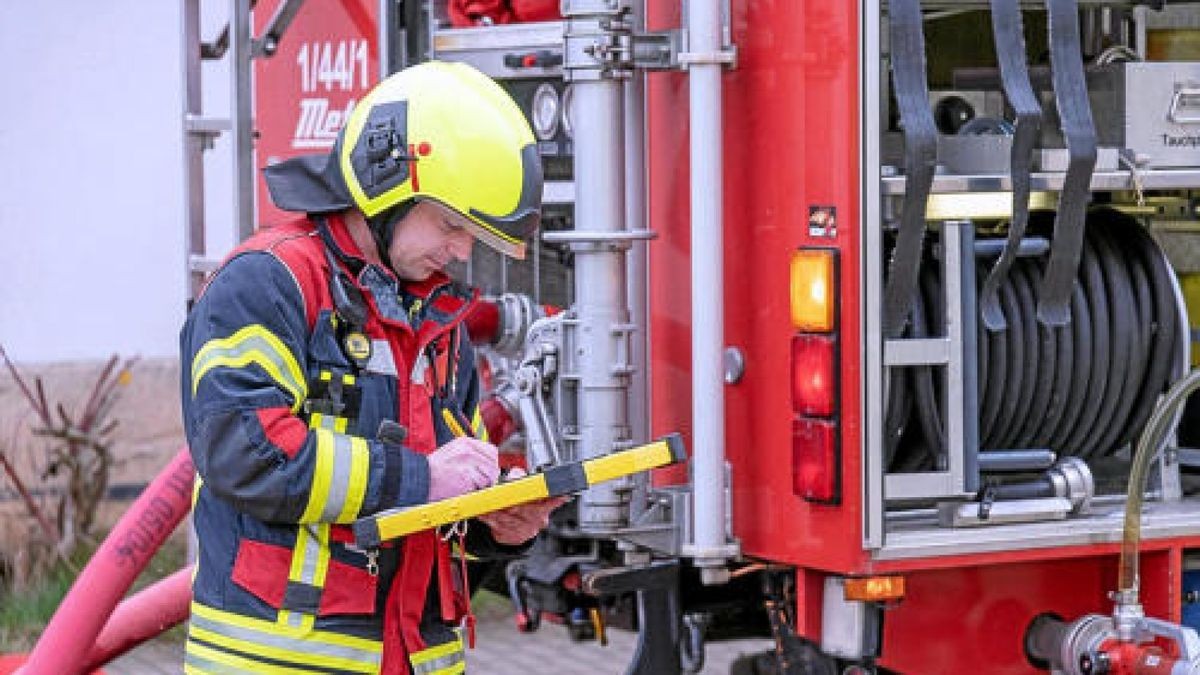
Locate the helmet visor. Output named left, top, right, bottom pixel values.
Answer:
left=466, top=143, right=543, bottom=260
left=463, top=209, right=540, bottom=260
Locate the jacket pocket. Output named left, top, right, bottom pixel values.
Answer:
left=231, top=538, right=377, bottom=616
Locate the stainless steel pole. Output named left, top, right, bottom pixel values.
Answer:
left=230, top=0, right=255, bottom=240
left=562, top=0, right=634, bottom=531
left=685, top=0, right=736, bottom=583
left=624, top=0, right=651, bottom=518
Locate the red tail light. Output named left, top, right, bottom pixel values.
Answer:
left=793, top=417, right=840, bottom=503
left=790, top=246, right=840, bottom=504
left=792, top=335, right=837, bottom=417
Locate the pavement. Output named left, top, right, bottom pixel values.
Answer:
left=104, top=605, right=774, bottom=674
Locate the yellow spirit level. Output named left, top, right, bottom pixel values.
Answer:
left=353, top=434, right=687, bottom=547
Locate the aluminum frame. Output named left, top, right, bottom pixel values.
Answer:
left=861, top=0, right=1200, bottom=559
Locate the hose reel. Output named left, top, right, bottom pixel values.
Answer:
left=885, top=207, right=1183, bottom=484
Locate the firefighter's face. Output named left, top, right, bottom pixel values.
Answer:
left=387, top=200, right=476, bottom=281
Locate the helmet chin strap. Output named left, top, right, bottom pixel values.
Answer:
left=365, top=201, right=416, bottom=278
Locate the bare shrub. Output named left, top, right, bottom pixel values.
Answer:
left=0, top=347, right=137, bottom=586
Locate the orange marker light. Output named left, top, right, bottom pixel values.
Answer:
left=843, top=575, right=906, bottom=602
left=790, top=249, right=837, bottom=332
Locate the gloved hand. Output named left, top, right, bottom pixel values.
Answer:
left=477, top=468, right=568, bottom=545
left=427, top=437, right=501, bottom=502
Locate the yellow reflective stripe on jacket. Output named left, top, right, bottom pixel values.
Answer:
left=310, top=412, right=349, bottom=433
left=311, top=371, right=355, bottom=432
left=410, top=636, right=466, bottom=675
left=192, top=325, right=307, bottom=412
left=301, top=429, right=370, bottom=524
left=319, top=370, right=356, bottom=386
left=279, top=523, right=330, bottom=631
left=339, top=436, right=370, bottom=522
left=185, top=638, right=328, bottom=674
left=188, top=601, right=381, bottom=673
left=470, top=405, right=488, bottom=442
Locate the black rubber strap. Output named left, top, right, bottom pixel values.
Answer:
left=353, top=519, right=382, bottom=549
left=1038, top=0, right=1098, bottom=326
left=882, top=0, right=938, bottom=338
left=544, top=463, right=589, bottom=497
left=979, top=0, right=1043, bottom=331
left=281, top=581, right=322, bottom=614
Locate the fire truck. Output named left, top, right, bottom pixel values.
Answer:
left=12, top=0, right=1200, bottom=673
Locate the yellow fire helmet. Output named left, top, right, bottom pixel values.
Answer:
left=264, top=61, right=542, bottom=259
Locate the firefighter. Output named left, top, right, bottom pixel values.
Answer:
left=180, top=61, right=562, bottom=674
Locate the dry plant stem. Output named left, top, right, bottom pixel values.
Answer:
left=0, top=444, right=59, bottom=544
left=0, top=345, right=61, bottom=544
left=0, top=346, right=135, bottom=562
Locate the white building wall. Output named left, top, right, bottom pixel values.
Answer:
left=0, top=2, right=238, bottom=363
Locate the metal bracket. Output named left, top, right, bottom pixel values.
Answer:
left=678, top=0, right=739, bottom=69
left=201, top=0, right=306, bottom=60
left=515, top=318, right=567, bottom=471
left=630, top=30, right=685, bottom=70
left=563, top=3, right=635, bottom=81
left=614, top=485, right=692, bottom=555
left=251, top=0, right=306, bottom=57
left=563, top=3, right=733, bottom=78
left=543, top=229, right=657, bottom=252
left=583, top=562, right=683, bottom=675
left=677, top=49, right=736, bottom=66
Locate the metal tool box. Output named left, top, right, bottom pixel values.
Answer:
left=1089, top=61, right=1200, bottom=168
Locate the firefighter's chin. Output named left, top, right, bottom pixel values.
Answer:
left=423, top=257, right=448, bottom=278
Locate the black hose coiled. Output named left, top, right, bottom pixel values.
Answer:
left=886, top=208, right=1179, bottom=473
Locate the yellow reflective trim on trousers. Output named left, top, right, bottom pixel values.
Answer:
left=301, top=429, right=336, bottom=523
left=470, top=405, right=488, bottom=442
left=190, top=601, right=382, bottom=654
left=336, top=436, right=370, bottom=522
left=411, top=636, right=466, bottom=675
left=418, top=659, right=466, bottom=675
left=185, top=636, right=330, bottom=674
left=192, top=325, right=306, bottom=413
left=187, top=628, right=369, bottom=673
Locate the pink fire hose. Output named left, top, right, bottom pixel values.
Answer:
left=14, top=449, right=194, bottom=674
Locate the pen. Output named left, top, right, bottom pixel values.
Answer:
left=442, top=407, right=511, bottom=482
left=441, top=408, right=470, bottom=438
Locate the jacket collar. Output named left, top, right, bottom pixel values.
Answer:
left=315, top=213, right=477, bottom=331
